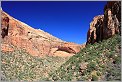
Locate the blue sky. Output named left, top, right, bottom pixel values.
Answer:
left=1, top=1, right=107, bottom=44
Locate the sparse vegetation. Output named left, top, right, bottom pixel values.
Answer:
left=1, top=49, right=69, bottom=81
left=1, top=34, right=121, bottom=81
left=47, top=34, right=121, bottom=81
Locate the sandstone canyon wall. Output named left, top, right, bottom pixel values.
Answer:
left=87, top=1, right=121, bottom=44
left=1, top=10, right=84, bottom=57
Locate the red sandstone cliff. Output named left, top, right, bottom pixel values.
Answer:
left=87, top=1, right=121, bottom=44
left=1, top=10, right=85, bottom=57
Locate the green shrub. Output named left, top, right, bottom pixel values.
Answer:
left=91, top=75, right=98, bottom=81
left=87, top=62, right=97, bottom=72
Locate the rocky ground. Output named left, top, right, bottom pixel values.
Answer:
left=1, top=48, right=70, bottom=81
left=1, top=34, right=121, bottom=81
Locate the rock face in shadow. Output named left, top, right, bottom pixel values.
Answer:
left=87, top=1, right=121, bottom=44
left=87, top=15, right=104, bottom=44
left=103, top=1, right=121, bottom=38
left=1, top=10, right=85, bottom=57
left=1, top=17, right=9, bottom=38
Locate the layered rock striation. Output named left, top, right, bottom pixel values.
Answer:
left=1, top=10, right=84, bottom=57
